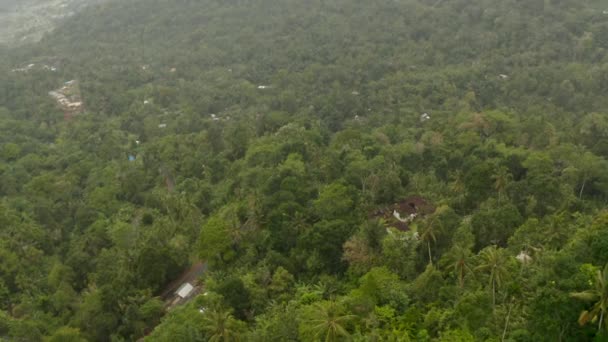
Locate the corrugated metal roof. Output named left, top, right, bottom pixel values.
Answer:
left=175, top=283, right=194, bottom=298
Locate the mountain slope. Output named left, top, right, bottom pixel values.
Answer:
left=0, top=0, right=110, bottom=46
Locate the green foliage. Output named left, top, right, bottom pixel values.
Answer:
left=440, top=330, right=475, bottom=342
left=350, top=267, right=409, bottom=311
left=2, top=0, right=608, bottom=340
left=411, top=264, right=446, bottom=304
left=471, top=199, right=523, bottom=249
left=475, top=246, right=511, bottom=307
left=215, top=277, right=252, bottom=321
left=380, top=229, right=418, bottom=280
left=201, top=307, right=246, bottom=342
left=145, top=304, right=206, bottom=341
left=198, top=215, right=234, bottom=265
left=268, top=267, right=295, bottom=301
left=314, top=183, right=356, bottom=221
left=45, top=327, right=88, bottom=342
left=298, top=300, right=355, bottom=342
left=571, top=263, right=608, bottom=332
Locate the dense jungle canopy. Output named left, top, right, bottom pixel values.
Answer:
left=2, top=0, right=608, bottom=340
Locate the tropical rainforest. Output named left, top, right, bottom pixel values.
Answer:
left=2, top=0, right=608, bottom=341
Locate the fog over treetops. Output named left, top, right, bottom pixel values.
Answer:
left=0, top=0, right=106, bottom=46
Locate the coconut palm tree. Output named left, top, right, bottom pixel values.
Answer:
left=442, top=244, right=474, bottom=288
left=201, top=307, right=243, bottom=342
left=420, top=216, right=442, bottom=265
left=475, top=245, right=509, bottom=307
left=571, top=263, right=608, bottom=332
left=449, top=170, right=467, bottom=205
left=493, top=166, right=512, bottom=202
left=299, top=301, right=355, bottom=342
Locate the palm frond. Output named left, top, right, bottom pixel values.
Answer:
left=333, top=323, right=350, bottom=337
left=578, top=310, right=593, bottom=326
left=570, top=291, right=599, bottom=302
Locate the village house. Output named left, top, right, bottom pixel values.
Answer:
left=160, top=262, right=207, bottom=310
left=371, top=196, right=436, bottom=232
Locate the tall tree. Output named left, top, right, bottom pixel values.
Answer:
left=492, top=166, right=512, bottom=202
left=442, top=244, right=474, bottom=288
left=420, top=213, right=443, bottom=265
left=198, top=215, right=234, bottom=265
left=299, top=301, right=355, bottom=342
left=571, top=263, right=608, bottom=332
left=201, top=307, right=244, bottom=342
left=475, top=245, right=509, bottom=307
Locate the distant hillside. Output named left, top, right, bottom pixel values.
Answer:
left=6, top=0, right=607, bottom=120
left=0, top=0, right=107, bottom=46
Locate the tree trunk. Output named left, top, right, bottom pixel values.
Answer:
left=427, top=241, right=432, bottom=265
left=599, top=310, right=604, bottom=333
left=361, top=179, right=366, bottom=196
left=492, top=279, right=496, bottom=308
left=459, top=268, right=464, bottom=288
left=579, top=178, right=587, bottom=199
left=501, top=302, right=513, bottom=341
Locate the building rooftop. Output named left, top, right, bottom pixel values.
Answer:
left=175, top=283, right=194, bottom=299
left=370, top=196, right=435, bottom=232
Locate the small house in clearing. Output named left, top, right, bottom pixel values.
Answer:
left=175, top=283, right=195, bottom=299
left=160, top=262, right=207, bottom=310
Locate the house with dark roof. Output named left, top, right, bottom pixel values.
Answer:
left=371, top=196, right=436, bottom=232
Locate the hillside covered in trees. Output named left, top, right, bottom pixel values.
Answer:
left=2, top=0, right=608, bottom=340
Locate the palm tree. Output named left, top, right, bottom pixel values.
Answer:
left=420, top=217, right=441, bottom=265
left=449, top=170, right=467, bottom=205
left=201, top=307, right=243, bottom=342
left=570, top=263, right=608, bottom=332
left=300, top=301, right=355, bottom=342
left=449, top=170, right=465, bottom=194
left=442, top=244, right=474, bottom=288
left=493, top=167, right=512, bottom=202
left=475, top=245, right=509, bottom=307
left=501, top=297, right=516, bottom=342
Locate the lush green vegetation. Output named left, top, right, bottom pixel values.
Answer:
left=2, top=0, right=608, bottom=340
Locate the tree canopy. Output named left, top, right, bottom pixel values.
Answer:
left=2, top=0, right=608, bottom=340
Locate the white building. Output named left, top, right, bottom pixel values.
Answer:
left=175, top=283, right=195, bottom=299
left=516, top=251, right=532, bottom=264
